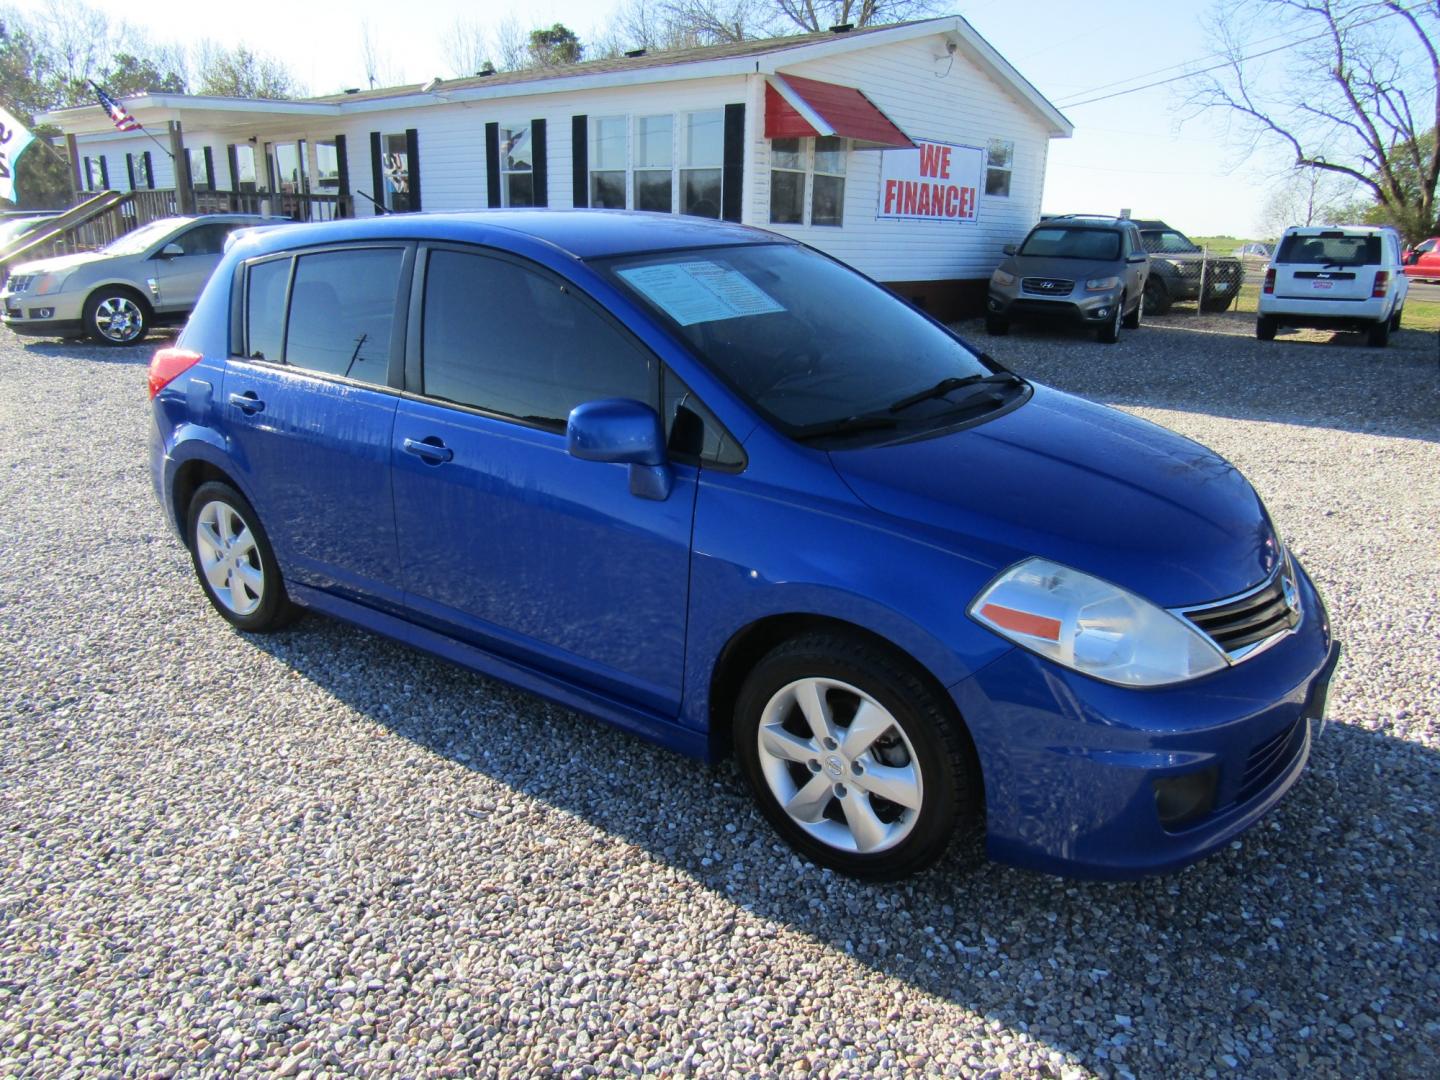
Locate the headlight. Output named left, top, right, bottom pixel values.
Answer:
left=1085, top=276, right=1120, bottom=291
left=30, top=272, right=71, bottom=296
left=969, top=557, right=1227, bottom=687
left=991, top=269, right=1016, bottom=287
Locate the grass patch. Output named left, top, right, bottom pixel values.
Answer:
left=1226, top=284, right=1440, bottom=330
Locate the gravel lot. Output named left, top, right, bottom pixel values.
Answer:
left=1, top=309, right=1437, bottom=1079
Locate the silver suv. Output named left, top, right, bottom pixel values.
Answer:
left=986, top=215, right=1149, bottom=344
left=2, top=214, right=280, bottom=345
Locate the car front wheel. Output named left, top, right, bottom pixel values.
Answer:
left=1143, top=278, right=1171, bottom=316
left=1097, top=300, right=1123, bottom=344
left=186, top=481, right=298, bottom=632
left=83, top=287, right=150, bottom=346
left=735, top=633, right=979, bottom=880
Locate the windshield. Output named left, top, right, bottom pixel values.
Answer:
left=1142, top=230, right=1199, bottom=254
left=600, top=244, right=1008, bottom=439
left=1276, top=233, right=1381, bottom=267
left=101, top=217, right=188, bottom=256
left=1019, top=227, right=1120, bottom=261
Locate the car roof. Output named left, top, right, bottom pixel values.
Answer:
left=1039, top=214, right=1131, bottom=229
left=1279, top=224, right=1394, bottom=236
left=233, top=210, right=784, bottom=261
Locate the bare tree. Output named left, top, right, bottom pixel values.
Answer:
left=1193, top=0, right=1440, bottom=242
left=360, top=20, right=405, bottom=89
left=772, top=0, right=942, bottom=33
left=1259, top=167, right=1361, bottom=235
left=192, top=40, right=302, bottom=99
left=444, top=18, right=493, bottom=77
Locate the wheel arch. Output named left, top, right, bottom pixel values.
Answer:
left=84, top=279, right=154, bottom=315
left=705, top=612, right=984, bottom=796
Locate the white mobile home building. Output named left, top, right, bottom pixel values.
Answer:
left=43, top=17, right=1071, bottom=319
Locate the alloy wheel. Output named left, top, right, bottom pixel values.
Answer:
left=755, top=677, right=923, bottom=854
left=194, top=499, right=265, bottom=616
left=94, top=296, right=144, bottom=343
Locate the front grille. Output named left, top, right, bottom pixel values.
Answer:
left=1238, top=716, right=1305, bottom=801
left=1021, top=277, right=1074, bottom=296
left=6, top=274, right=33, bottom=293
left=1178, top=565, right=1300, bottom=659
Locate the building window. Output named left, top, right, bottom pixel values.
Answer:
left=679, top=109, right=723, bottom=219
left=769, top=137, right=847, bottom=227
left=589, top=115, right=626, bottom=209
left=634, top=114, right=673, bottom=212
left=381, top=133, right=411, bottom=211
left=189, top=147, right=211, bottom=192
left=501, top=125, right=533, bottom=207
left=985, top=139, right=1013, bottom=197
left=127, top=152, right=153, bottom=190
left=315, top=141, right=341, bottom=193
left=231, top=145, right=258, bottom=192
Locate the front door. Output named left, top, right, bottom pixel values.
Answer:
left=150, top=221, right=238, bottom=313
left=222, top=243, right=412, bottom=611
left=391, top=246, right=697, bottom=714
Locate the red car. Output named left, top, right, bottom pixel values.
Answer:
left=1402, top=237, right=1440, bottom=282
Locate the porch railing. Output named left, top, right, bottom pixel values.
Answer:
left=194, top=189, right=352, bottom=222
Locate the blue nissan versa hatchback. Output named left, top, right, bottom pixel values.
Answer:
left=148, top=211, right=1339, bottom=881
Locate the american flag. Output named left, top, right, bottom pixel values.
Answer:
left=91, top=82, right=141, bottom=132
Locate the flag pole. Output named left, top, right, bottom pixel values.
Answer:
left=88, top=81, right=177, bottom=160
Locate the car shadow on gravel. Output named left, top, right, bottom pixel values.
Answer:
left=958, top=312, right=1440, bottom=442
left=19, top=331, right=175, bottom=364
left=246, top=617, right=1440, bottom=1076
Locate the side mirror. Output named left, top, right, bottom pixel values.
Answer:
left=1002, top=244, right=1017, bottom=256
left=567, top=398, right=672, bottom=501
left=157, top=242, right=184, bottom=258
left=1128, top=252, right=1148, bottom=263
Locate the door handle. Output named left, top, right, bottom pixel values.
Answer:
left=228, top=391, right=265, bottom=414
left=403, top=436, right=454, bottom=464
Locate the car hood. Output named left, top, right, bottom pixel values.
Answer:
left=829, top=385, right=1279, bottom=607
left=9, top=250, right=115, bottom=276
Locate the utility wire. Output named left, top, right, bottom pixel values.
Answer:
left=1052, top=2, right=1422, bottom=109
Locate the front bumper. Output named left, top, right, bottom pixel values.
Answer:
left=952, top=564, right=1337, bottom=879
left=987, top=288, right=1121, bottom=325
left=2, top=289, right=84, bottom=337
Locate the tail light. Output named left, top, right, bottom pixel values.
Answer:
left=1372, top=270, right=1390, bottom=297
left=1262, top=268, right=1275, bottom=294
left=148, top=347, right=203, bottom=399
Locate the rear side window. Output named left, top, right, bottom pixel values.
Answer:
left=284, top=249, right=403, bottom=382
left=244, top=258, right=289, bottom=362
left=421, top=249, right=657, bottom=427
left=1277, top=233, right=1381, bottom=267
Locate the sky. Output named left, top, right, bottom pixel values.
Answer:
left=24, top=0, right=1318, bottom=237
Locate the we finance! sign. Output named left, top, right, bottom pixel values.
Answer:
left=877, top=139, right=983, bottom=225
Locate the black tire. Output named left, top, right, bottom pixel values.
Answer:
left=734, top=632, right=980, bottom=880
left=1256, top=315, right=1277, bottom=341
left=186, top=481, right=299, bottom=632
left=1367, top=317, right=1390, bottom=348
left=1097, top=299, right=1122, bottom=344
left=1143, top=277, right=1171, bottom=316
left=1122, top=290, right=1142, bottom=329
left=1390, top=306, right=1403, bottom=331
left=984, top=313, right=1010, bottom=336
left=82, top=286, right=150, bottom=346
left=1201, top=292, right=1235, bottom=313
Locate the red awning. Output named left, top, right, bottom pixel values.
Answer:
left=764, top=74, right=914, bottom=150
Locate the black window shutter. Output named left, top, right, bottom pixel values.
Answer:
left=334, top=134, right=350, bottom=199
left=142, top=151, right=154, bottom=189
left=405, top=128, right=421, bottom=211
left=485, top=123, right=500, bottom=208
left=531, top=119, right=547, bottom=207
left=369, top=131, right=384, bottom=213
left=98, top=156, right=110, bottom=189
left=225, top=144, right=240, bottom=190
left=126, top=154, right=136, bottom=190
left=202, top=146, right=215, bottom=189
left=723, top=103, right=745, bottom=223
left=571, top=115, right=588, bottom=207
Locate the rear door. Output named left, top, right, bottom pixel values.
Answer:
left=221, top=243, right=413, bottom=612
left=390, top=245, right=698, bottom=715
left=1273, top=231, right=1378, bottom=302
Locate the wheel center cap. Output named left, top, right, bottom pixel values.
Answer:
left=825, top=755, right=844, bottom=777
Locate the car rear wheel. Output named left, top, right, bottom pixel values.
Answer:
left=1390, top=306, right=1403, bottom=331
left=1256, top=315, right=1277, bottom=341
left=1367, top=317, right=1391, bottom=348
left=984, top=313, right=1010, bottom=335
left=1143, top=278, right=1171, bottom=316
left=186, top=481, right=299, bottom=632
left=1097, top=299, right=1122, bottom=344
left=83, top=287, right=150, bottom=346
left=735, top=633, right=979, bottom=880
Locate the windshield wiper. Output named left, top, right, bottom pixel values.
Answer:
left=793, top=414, right=899, bottom=443
left=888, top=371, right=1024, bottom=413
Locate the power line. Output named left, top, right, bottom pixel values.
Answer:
left=1051, top=2, right=1421, bottom=109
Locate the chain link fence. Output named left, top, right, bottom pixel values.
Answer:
left=1141, top=250, right=1256, bottom=316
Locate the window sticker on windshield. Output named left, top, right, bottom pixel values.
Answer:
left=617, top=261, right=785, bottom=326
